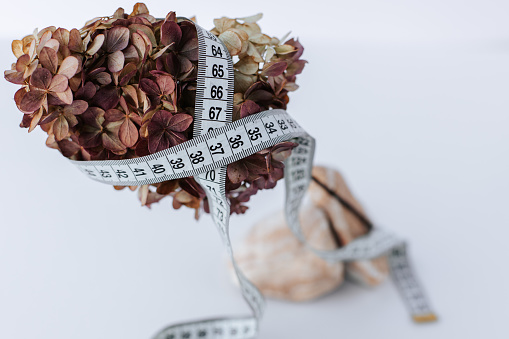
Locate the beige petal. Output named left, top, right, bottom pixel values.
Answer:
left=219, top=30, right=243, bottom=55
left=236, top=13, right=263, bottom=23
left=213, top=17, right=237, bottom=34
left=236, top=23, right=261, bottom=36
left=235, top=56, right=259, bottom=75
left=86, top=34, right=104, bottom=55
left=245, top=42, right=264, bottom=63
left=275, top=44, right=297, bottom=55
left=233, top=70, right=256, bottom=93
left=150, top=44, right=172, bottom=59
left=284, top=82, right=299, bottom=92
left=249, top=33, right=272, bottom=45
left=11, top=40, right=24, bottom=58
left=139, top=185, right=149, bottom=206
left=264, top=46, right=275, bottom=62
left=229, top=28, right=249, bottom=41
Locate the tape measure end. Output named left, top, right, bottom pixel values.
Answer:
left=412, top=313, right=438, bottom=323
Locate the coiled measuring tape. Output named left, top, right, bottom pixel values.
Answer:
left=70, top=21, right=436, bottom=339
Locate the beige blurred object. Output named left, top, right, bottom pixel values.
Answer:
left=308, top=166, right=390, bottom=287
left=231, top=166, right=391, bottom=301
left=231, top=204, right=345, bottom=302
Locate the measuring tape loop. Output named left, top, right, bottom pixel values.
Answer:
left=69, top=21, right=436, bottom=338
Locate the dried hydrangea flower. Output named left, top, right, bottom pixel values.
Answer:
left=4, top=2, right=307, bottom=218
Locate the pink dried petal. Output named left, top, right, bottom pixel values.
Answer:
left=57, top=56, right=79, bottom=79
left=30, top=68, right=53, bottom=90
left=156, top=75, right=175, bottom=95
left=63, top=100, right=88, bottom=115
left=160, top=20, right=182, bottom=47
left=48, top=74, right=69, bottom=93
left=261, top=61, right=287, bottom=77
left=108, top=50, right=125, bottom=72
left=168, top=113, right=192, bottom=132
left=68, top=29, right=84, bottom=53
left=53, top=115, right=69, bottom=141
left=119, top=118, right=138, bottom=147
left=104, top=26, right=130, bottom=53
left=19, top=90, right=46, bottom=112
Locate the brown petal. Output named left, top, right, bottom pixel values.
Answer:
left=58, top=139, right=81, bottom=157
left=16, top=54, right=30, bottom=72
left=28, top=107, right=44, bottom=133
left=108, top=50, right=125, bottom=73
left=57, top=56, right=79, bottom=78
left=128, top=24, right=156, bottom=47
left=94, top=72, right=112, bottom=85
left=19, top=90, right=45, bottom=112
left=102, top=128, right=126, bottom=152
left=86, top=34, right=104, bottom=55
left=239, top=100, right=261, bottom=118
left=63, top=100, right=88, bottom=115
left=24, top=59, right=38, bottom=78
left=68, top=29, right=84, bottom=53
left=261, top=61, right=287, bottom=77
left=53, top=115, right=69, bottom=141
left=121, top=85, right=138, bottom=107
left=123, top=44, right=139, bottom=64
left=51, top=86, right=73, bottom=105
left=118, top=62, right=137, bottom=87
left=139, top=78, right=160, bottom=96
left=39, top=47, right=59, bottom=73
left=104, top=109, right=125, bottom=122
left=227, top=161, right=249, bottom=184
left=160, top=20, right=182, bottom=47
left=52, top=28, right=70, bottom=46
left=131, top=32, right=147, bottom=60
left=104, top=26, right=130, bottom=53
left=4, top=70, right=24, bottom=84
left=180, top=38, right=198, bottom=61
left=168, top=113, right=193, bottom=132
left=30, top=67, right=53, bottom=90
left=119, top=118, right=138, bottom=147
left=92, top=86, right=120, bottom=110
left=48, top=74, right=69, bottom=93
left=75, top=82, right=97, bottom=100
left=156, top=75, right=175, bottom=95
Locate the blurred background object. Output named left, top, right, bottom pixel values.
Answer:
left=0, top=1, right=507, bottom=338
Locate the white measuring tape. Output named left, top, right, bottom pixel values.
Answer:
left=69, top=21, right=436, bottom=338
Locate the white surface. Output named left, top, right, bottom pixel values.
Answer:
left=0, top=1, right=508, bottom=338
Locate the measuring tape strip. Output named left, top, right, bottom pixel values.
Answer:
left=69, top=21, right=436, bottom=339
left=70, top=109, right=306, bottom=186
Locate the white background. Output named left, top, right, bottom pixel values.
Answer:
left=0, top=1, right=508, bottom=338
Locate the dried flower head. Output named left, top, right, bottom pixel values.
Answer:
left=5, top=3, right=307, bottom=217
